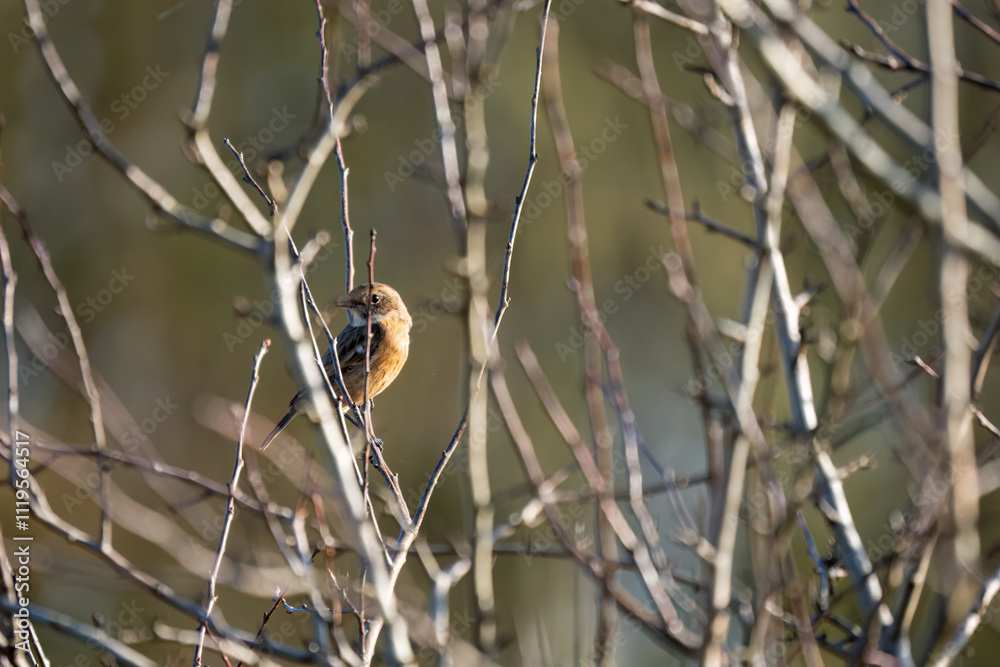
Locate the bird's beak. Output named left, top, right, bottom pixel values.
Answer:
left=336, top=294, right=358, bottom=309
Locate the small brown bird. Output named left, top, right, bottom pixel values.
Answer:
left=261, top=282, right=412, bottom=450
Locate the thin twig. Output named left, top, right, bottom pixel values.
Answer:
left=647, top=200, right=757, bottom=246
left=193, top=340, right=269, bottom=665
left=335, top=139, right=355, bottom=294
left=845, top=0, right=1000, bottom=93
left=314, top=0, right=334, bottom=117
left=952, top=0, right=1000, bottom=45
left=223, top=138, right=277, bottom=215
left=486, top=0, right=553, bottom=364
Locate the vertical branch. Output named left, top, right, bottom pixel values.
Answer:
left=0, top=199, right=19, bottom=477
left=188, top=0, right=233, bottom=131
left=183, top=0, right=272, bottom=237
left=703, top=434, right=749, bottom=666
left=416, top=543, right=471, bottom=667
left=928, top=0, right=980, bottom=622
left=363, top=5, right=553, bottom=658
left=489, top=0, right=553, bottom=336
left=314, top=0, right=334, bottom=117
left=193, top=340, right=269, bottom=666
left=310, top=0, right=358, bottom=306
left=540, top=21, right=618, bottom=663
left=409, top=0, right=469, bottom=248
left=462, top=17, right=498, bottom=656
left=632, top=11, right=693, bottom=279
left=362, top=231, right=376, bottom=513
left=335, top=140, right=355, bottom=294
left=354, top=0, right=373, bottom=68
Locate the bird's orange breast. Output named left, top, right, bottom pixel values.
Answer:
left=343, top=317, right=410, bottom=404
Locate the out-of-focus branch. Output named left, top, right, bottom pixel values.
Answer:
left=928, top=565, right=1000, bottom=666
left=188, top=0, right=233, bottom=131
left=718, top=0, right=1000, bottom=259
left=409, top=0, right=469, bottom=249
left=633, top=0, right=708, bottom=33
left=416, top=542, right=471, bottom=667
left=23, top=0, right=261, bottom=252
left=0, top=186, right=113, bottom=549
left=461, top=0, right=497, bottom=651
left=0, top=598, right=156, bottom=667
left=540, top=21, right=619, bottom=663
left=928, top=0, right=981, bottom=626
left=0, top=200, right=18, bottom=487
left=513, top=345, right=700, bottom=647
left=491, top=363, right=701, bottom=654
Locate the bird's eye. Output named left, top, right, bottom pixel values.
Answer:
left=371, top=294, right=381, bottom=305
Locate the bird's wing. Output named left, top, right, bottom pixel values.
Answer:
left=323, top=324, right=383, bottom=377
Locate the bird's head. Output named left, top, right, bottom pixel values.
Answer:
left=337, top=282, right=412, bottom=330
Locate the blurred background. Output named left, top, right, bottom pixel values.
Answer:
left=3, top=0, right=1000, bottom=664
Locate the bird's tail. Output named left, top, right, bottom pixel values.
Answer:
left=261, top=408, right=297, bottom=450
